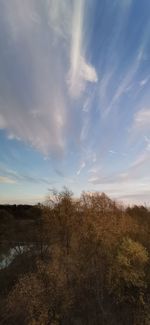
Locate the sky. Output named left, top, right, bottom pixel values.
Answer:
left=0, top=0, right=150, bottom=205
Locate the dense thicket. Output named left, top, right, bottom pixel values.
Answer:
left=0, top=190, right=150, bottom=324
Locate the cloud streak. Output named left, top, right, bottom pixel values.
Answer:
left=0, top=0, right=98, bottom=156
left=134, top=108, right=150, bottom=129
left=0, top=0, right=149, bottom=204
left=68, top=0, right=98, bottom=97
left=0, top=2, right=81, bottom=157
left=77, top=161, right=86, bottom=176
left=0, top=167, right=53, bottom=185
left=0, top=176, right=16, bottom=184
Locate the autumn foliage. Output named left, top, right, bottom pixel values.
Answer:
left=0, top=190, right=150, bottom=324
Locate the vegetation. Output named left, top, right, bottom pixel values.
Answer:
left=0, top=189, right=150, bottom=324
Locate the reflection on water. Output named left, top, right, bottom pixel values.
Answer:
left=0, top=246, right=27, bottom=269
left=0, top=244, right=48, bottom=269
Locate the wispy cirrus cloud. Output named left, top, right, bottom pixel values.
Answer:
left=68, top=0, right=98, bottom=97
left=129, top=107, right=150, bottom=148
left=0, top=166, right=53, bottom=185
left=0, top=176, right=16, bottom=184
left=0, top=0, right=68, bottom=156
left=134, top=108, right=150, bottom=129
left=76, top=161, right=86, bottom=176
left=0, top=0, right=97, bottom=156
left=0, top=0, right=150, bottom=204
left=139, top=76, right=149, bottom=87
left=88, top=172, right=150, bottom=205
left=88, top=148, right=150, bottom=186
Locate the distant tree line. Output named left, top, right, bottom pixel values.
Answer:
left=0, top=189, right=150, bottom=324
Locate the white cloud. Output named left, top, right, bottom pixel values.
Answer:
left=88, top=174, right=150, bottom=204
left=134, top=108, right=150, bottom=128
left=144, top=136, right=150, bottom=151
left=129, top=108, right=150, bottom=149
left=7, top=133, right=21, bottom=141
left=68, top=54, right=98, bottom=97
left=68, top=0, right=98, bottom=97
left=101, top=21, right=149, bottom=117
left=0, top=0, right=70, bottom=156
left=80, top=57, right=98, bottom=83
left=105, top=52, right=143, bottom=115
left=88, top=176, right=99, bottom=183
left=109, top=150, right=116, bottom=154
left=130, top=151, right=149, bottom=169
left=0, top=166, right=53, bottom=185
left=83, top=96, right=91, bottom=113
left=47, top=0, right=71, bottom=40
left=88, top=168, right=97, bottom=174
left=0, top=0, right=98, bottom=155
left=88, top=146, right=150, bottom=190
left=0, top=176, right=16, bottom=184
left=76, top=161, right=86, bottom=176
left=3, top=1, right=38, bottom=40
left=139, top=76, right=149, bottom=87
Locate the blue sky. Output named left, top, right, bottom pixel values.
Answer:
left=0, top=0, right=150, bottom=204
